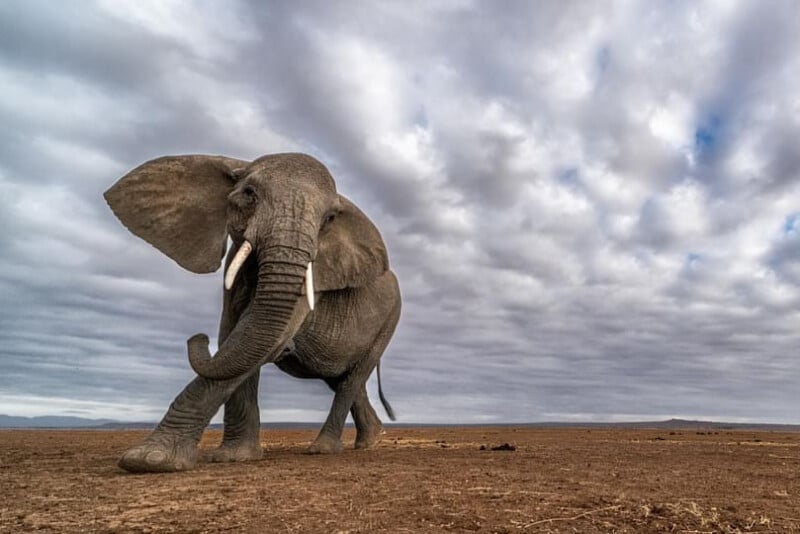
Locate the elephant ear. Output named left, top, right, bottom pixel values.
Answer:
left=104, top=155, right=248, bottom=273
left=314, top=195, right=389, bottom=291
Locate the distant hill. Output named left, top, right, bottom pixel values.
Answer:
left=509, top=418, right=800, bottom=432
left=95, top=421, right=330, bottom=430
left=0, top=415, right=317, bottom=430
left=1, top=415, right=798, bottom=431
left=94, top=421, right=157, bottom=430
left=0, top=414, right=115, bottom=428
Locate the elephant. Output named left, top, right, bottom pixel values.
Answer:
left=104, top=153, right=401, bottom=473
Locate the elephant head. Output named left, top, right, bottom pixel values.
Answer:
left=105, top=153, right=388, bottom=380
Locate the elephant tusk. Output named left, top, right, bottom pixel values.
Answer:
left=224, top=240, right=252, bottom=290
left=305, top=262, right=315, bottom=311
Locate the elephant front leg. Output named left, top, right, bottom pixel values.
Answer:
left=205, top=372, right=263, bottom=463
left=118, top=374, right=248, bottom=473
left=203, top=283, right=265, bottom=463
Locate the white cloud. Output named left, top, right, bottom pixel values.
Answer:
left=1, top=0, right=799, bottom=426
left=95, top=0, right=256, bottom=61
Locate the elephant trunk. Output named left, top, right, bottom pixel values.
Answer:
left=187, top=245, right=311, bottom=380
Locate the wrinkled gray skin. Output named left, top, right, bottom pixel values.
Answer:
left=104, top=153, right=400, bottom=473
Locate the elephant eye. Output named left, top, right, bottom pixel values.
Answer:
left=242, top=185, right=257, bottom=202
left=322, top=212, right=336, bottom=228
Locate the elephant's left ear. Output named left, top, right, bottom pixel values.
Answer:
left=314, top=195, right=389, bottom=291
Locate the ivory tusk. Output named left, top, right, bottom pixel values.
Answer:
left=305, top=262, right=315, bottom=311
left=224, top=241, right=252, bottom=290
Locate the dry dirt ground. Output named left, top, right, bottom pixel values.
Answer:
left=1, top=427, right=798, bottom=533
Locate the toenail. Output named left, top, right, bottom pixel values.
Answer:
left=145, top=450, right=167, bottom=464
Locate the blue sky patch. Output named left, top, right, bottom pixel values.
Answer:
left=694, top=115, right=723, bottom=160
left=783, top=213, right=798, bottom=235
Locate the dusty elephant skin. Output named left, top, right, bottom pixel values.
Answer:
left=104, top=153, right=401, bottom=473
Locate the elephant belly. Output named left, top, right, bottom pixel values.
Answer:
left=273, top=329, right=365, bottom=379
left=274, top=353, right=322, bottom=379
left=282, top=334, right=365, bottom=378
left=276, top=272, right=399, bottom=379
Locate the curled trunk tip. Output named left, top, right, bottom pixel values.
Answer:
left=187, top=334, right=212, bottom=375
left=189, top=333, right=209, bottom=345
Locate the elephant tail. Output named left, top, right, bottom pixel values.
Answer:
left=377, top=361, right=396, bottom=421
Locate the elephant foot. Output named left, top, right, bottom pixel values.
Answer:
left=355, top=424, right=384, bottom=449
left=204, top=440, right=263, bottom=463
left=118, top=433, right=198, bottom=473
left=308, top=434, right=343, bottom=454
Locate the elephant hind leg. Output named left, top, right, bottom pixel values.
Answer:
left=311, top=304, right=399, bottom=454
left=311, top=368, right=383, bottom=453
left=315, top=380, right=383, bottom=450
left=352, top=299, right=399, bottom=449
left=351, top=385, right=383, bottom=449
left=307, top=377, right=346, bottom=454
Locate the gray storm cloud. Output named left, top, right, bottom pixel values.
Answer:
left=0, top=0, right=798, bottom=424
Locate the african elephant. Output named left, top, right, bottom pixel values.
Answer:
left=104, top=153, right=400, bottom=473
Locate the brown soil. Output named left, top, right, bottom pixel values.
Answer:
left=1, top=427, right=798, bottom=533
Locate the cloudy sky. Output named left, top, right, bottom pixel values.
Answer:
left=1, top=1, right=798, bottom=425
